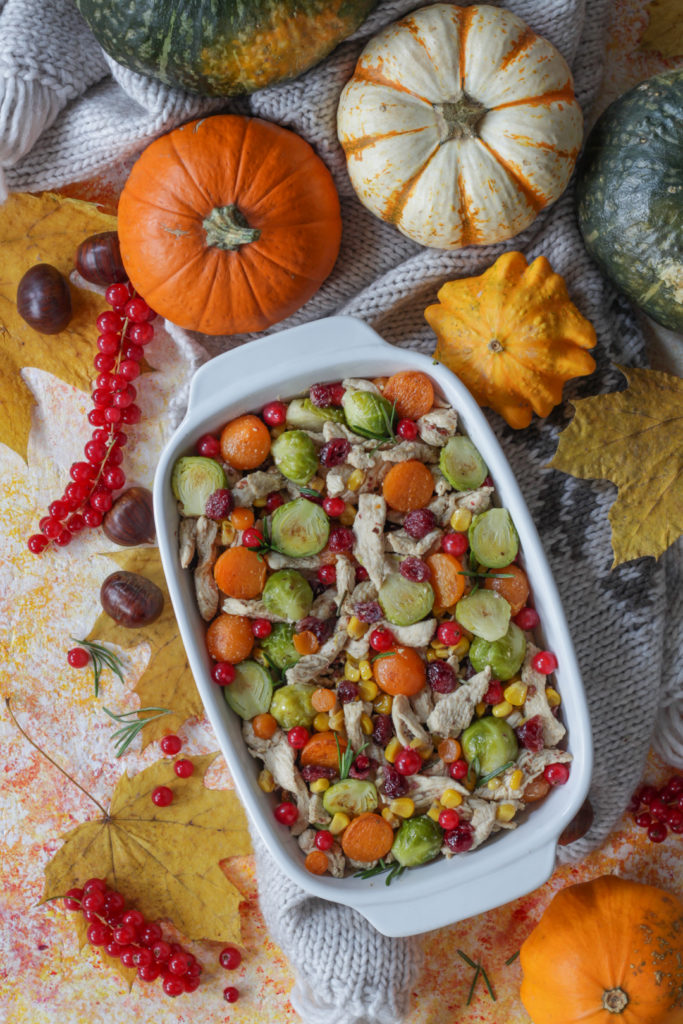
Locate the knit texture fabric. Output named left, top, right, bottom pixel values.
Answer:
left=3, top=1, right=681, bottom=1021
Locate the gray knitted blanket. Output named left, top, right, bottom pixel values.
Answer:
left=2, top=1, right=681, bottom=1021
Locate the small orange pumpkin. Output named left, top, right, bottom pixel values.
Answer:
left=425, top=252, right=597, bottom=429
left=519, top=875, right=683, bottom=1024
left=118, top=115, right=342, bottom=335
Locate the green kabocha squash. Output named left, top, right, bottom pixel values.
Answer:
left=576, top=69, right=683, bottom=332
left=75, top=0, right=377, bottom=96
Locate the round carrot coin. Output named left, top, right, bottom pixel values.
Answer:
left=220, top=414, right=271, bottom=470
left=301, top=732, right=347, bottom=768
left=214, top=546, right=267, bottom=599
left=341, top=812, right=394, bottom=863
left=382, top=460, right=435, bottom=512
left=252, top=713, right=278, bottom=739
left=305, top=850, right=330, bottom=875
left=425, top=553, right=465, bottom=608
left=373, top=645, right=426, bottom=696
left=383, top=371, right=434, bottom=420
left=231, top=507, right=255, bottom=531
left=206, top=614, right=254, bottom=664
left=483, top=564, right=529, bottom=615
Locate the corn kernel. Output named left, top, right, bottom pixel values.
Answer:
left=430, top=637, right=443, bottom=649
left=504, top=681, right=528, bottom=706
left=344, top=661, right=361, bottom=682
left=258, top=769, right=275, bottom=793
left=546, top=687, right=561, bottom=707
left=358, top=680, right=378, bottom=702
left=339, top=504, right=356, bottom=526
left=476, top=702, right=487, bottom=717
left=385, top=737, right=402, bottom=763
left=347, top=616, right=369, bottom=640
left=409, top=737, right=433, bottom=759
left=450, top=507, right=472, bottom=532
left=487, top=777, right=501, bottom=790
left=310, top=778, right=330, bottom=794
left=496, top=803, right=517, bottom=822
left=440, top=789, right=463, bottom=809
left=220, top=521, right=236, bottom=546
left=492, top=700, right=514, bottom=718
left=426, top=650, right=439, bottom=663
left=381, top=807, right=400, bottom=828
left=309, top=476, right=325, bottom=493
left=360, top=713, right=374, bottom=736
left=329, top=812, right=350, bottom=835
left=390, top=797, right=415, bottom=818
left=313, top=712, right=331, bottom=733
left=329, top=710, right=346, bottom=732
left=270, top=424, right=286, bottom=439
left=373, top=693, right=393, bottom=714
left=251, top=646, right=264, bottom=663
left=509, top=769, right=524, bottom=791
left=253, top=496, right=267, bottom=507
left=427, top=803, right=441, bottom=822
left=453, top=637, right=470, bottom=658
left=347, top=469, right=365, bottom=491
left=359, top=661, right=374, bottom=683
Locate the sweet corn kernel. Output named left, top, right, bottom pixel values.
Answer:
left=492, top=700, right=514, bottom=717
left=509, top=769, right=524, bottom=791
left=504, top=681, right=528, bottom=706
left=346, top=616, right=369, bottom=640
left=329, top=710, right=346, bottom=732
left=253, top=496, right=267, bottom=507
left=440, top=789, right=463, bottom=809
left=496, top=803, right=517, bottom=822
left=453, top=637, right=470, bottom=658
left=220, top=521, right=236, bottom=546
left=450, top=507, right=472, bottom=532
left=258, top=769, right=275, bottom=793
left=358, top=680, right=378, bottom=703
left=487, top=777, right=501, bottom=790
left=310, top=778, right=330, bottom=794
left=347, top=469, right=365, bottom=491
left=476, top=702, right=487, bottom=717
left=359, top=661, right=374, bottom=683
left=309, top=476, right=325, bottom=493
left=546, top=687, right=561, bottom=707
left=329, top=812, right=350, bottom=835
left=373, top=693, right=393, bottom=715
left=426, top=650, right=439, bottom=663
left=313, top=712, right=331, bottom=733
left=270, top=424, right=286, bottom=439
left=430, top=637, right=444, bottom=649
left=344, top=661, right=361, bottom=682
left=427, top=804, right=441, bottom=822
left=381, top=807, right=400, bottom=828
left=360, top=713, right=374, bottom=736
left=390, top=798, right=415, bottom=818
left=385, top=737, right=402, bottom=763
left=409, top=737, right=433, bottom=759
left=339, top=504, right=356, bottom=526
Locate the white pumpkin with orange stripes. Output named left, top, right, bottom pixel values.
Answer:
left=337, top=3, right=583, bottom=249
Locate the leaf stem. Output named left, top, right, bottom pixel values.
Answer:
left=466, top=965, right=480, bottom=1005
left=504, top=951, right=520, bottom=965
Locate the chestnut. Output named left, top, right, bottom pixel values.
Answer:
left=100, top=571, right=164, bottom=628
left=103, top=487, right=155, bottom=547
left=558, top=797, right=594, bottom=846
left=75, top=231, right=127, bottom=286
left=17, top=263, right=72, bottom=334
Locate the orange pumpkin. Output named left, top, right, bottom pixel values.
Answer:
left=519, top=875, right=683, bottom=1024
left=118, top=115, right=342, bottom=335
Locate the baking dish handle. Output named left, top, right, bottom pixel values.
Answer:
left=356, top=841, right=558, bottom=938
left=187, top=315, right=388, bottom=414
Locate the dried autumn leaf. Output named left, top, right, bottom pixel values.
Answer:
left=548, top=366, right=683, bottom=566
left=89, top=546, right=203, bottom=748
left=0, top=192, right=117, bottom=459
left=72, top=913, right=137, bottom=990
left=43, top=753, right=251, bottom=945
left=640, top=0, right=683, bottom=57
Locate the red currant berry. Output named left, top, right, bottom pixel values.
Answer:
left=118, top=947, right=136, bottom=967
left=262, top=401, right=287, bottom=426
left=649, top=798, right=669, bottom=821
left=152, top=940, right=172, bottom=963
left=95, top=372, right=116, bottom=391
left=123, top=343, right=144, bottom=362
left=43, top=518, right=62, bottom=539
left=82, top=889, right=105, bottom=914
left=265, top=491, right=284, bottom=513
left=105, top=940, right=125, bottom=958
left=370, top=627, right=395, bottom=652
left=317, top=564, right=337, bottom=586
left=113, top=924, right=136, bottom=945
left=394, top=748, right=423, bottom=776
left=251, top=618, right=272, bottom=638
left=195, top=434, right=221, bottom=458
left=328, top=526, right=354, bottom=552
left=449, top=759, right=469, bottom=780
left=127, top=321, right=154, bottom=345
left=639, top=785, right=659, bottom=806
left=54, top=529, right=72, bottom=547
left=223, top=986, right=240, bottom=1003
left=113, top=389, right=135, bottom=409
left=662, top=776, right=683, bottom=801
left=66, top=480, right=89, bottom=502
left=48, top=499, right=68, bottom=520
left=174, top=759, right=194, bottom=779
left=63, top=887, right=83, bottom=910
left=443, top=822, right=474, bottom=853
left=106, top=283, right=130, bottom=308
left=90, top=490, right=113, bottom=512
left=94, top=353, right=116, bottom=372
left=83, top=508, right=103, bottom=528
left=123, top=909, right=144, bottom=929
left=97, top=311, right=123, bottom=333
left=121, top=404, right=142, bottom=424
left=543, top=762, right=570, bottom=785
left=151, top=785, right=173, bottom=807
left=242, top=527, right=264, bottom=549
left=160, top=734, right=182, bottom=756
left=287, top=726, right=309, bottom=749
left=125, top=297, right=151, bottom=323
left=168, top=953, right=189, bottom=976
left=27, top=534, right=48, bottom=553
left=104, top=406, right=122, bottom=423
left=274, top=801, right=299, bottom=826
left=138, top=963, right=161, bottom=982
left=667, top=808, right=683, bottom=832
left=87, top=923, right=110, bottom=946
left=84, top=439, right=107, bottom=464
left=219, top=946, right=242, bottom=970
left=211, top=662, right=236, bottom=686
left=119, top=359, right=141, bottom=382
left=635, top=811, right=652, bottom=828
left=438, top=808, right=460, bottom=830
left=71, top=462, right=95, bottom=482
left=532, top=651, right=558, bottom=675
left=163, top=974, right=185, bottom=997
left=441, top=532, right=468, bottom=556
left=396, top=418, right=418, bottom=440
left=133, top=947, right=154, bottom=968
left=314, top=830, right=334, bottom=852
left=648, top=821, right=668, bottom=843
left=83, top=877, right=108, bottom=893
left=87, top=408, right=106, bottom=427
left=67, top=647, right=89, bottom=669
left=322, top=496, right=346, bottom=517
left=103, top=466, right=125, bottom=490
left=436, top=621, right=462, bottom=646
left=103, top=890, right=125, bottom=916
left=184, top=975, right=201, bottom=992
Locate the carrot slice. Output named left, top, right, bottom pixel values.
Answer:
left=301, top=732, right=347, bottom=769
left=231, top=507, right=255, bottom=531
left=214, top=546, right=267, bottom=599
left=483, top=563, right=529, bottom=615
left=220, top=414, right=271, bottom=470
left=383, top=371, right=434, bottom=420
left=305, top=850, right=330, bottom=875
left=311, top=687, right=336, bottom=713
left=341, top=812, right=394, bottom=863
left=205, top=614, right=254, bottom=663
left=382, top=460, right=435, bottom=512
left=251, top=713, right=278, bottom=739
left=425, top=553, right=465, bottom=608
left=293, top=630, right=320, bottom=656
left=373, top=646, right=426, bottom=696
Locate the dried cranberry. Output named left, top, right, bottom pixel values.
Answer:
left=349, top=756, right=376, bottom=780
left=355, top=565, right=369, bottom=581
left=300, top=765, right=337, bottom=782
left=400, top=557, right=431, bottom=582
left=354, top=601, right=383, bottom=623
left=516, top=715, right=544, bottom=752
left=403, top=508, right=437, bottom=539
left=310, top=382, right=344, bottom=407
left=296, top=616, right=333, bottom=645
left=372, top=713, right=394, bottom=747
left=204, top=488, right=233, bottom=520
left=443, top=822, right=474, bottom=853
left=484, top=680, right=503, bottom=705
left=337, top=681, right=359, bottom=704
left=382, top=765, right=408, bottom=799
left=328, top=527, right=355, bottom=552
left=320, top=438, right=351, bottom=467
left=460, top=659, right=476, bottom=680
left=427, top=660, right=458, bottom=694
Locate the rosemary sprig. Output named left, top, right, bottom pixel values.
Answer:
left=466, top=755, right=481, bottom=790
left=353, top=858, right=406, bottom=886
left=481, top=966, right=496, bottom=1001
left=370, top=651, right=394, bottom=662
left=458, top=950, right=496, bottom=1005
left=335, top=733, right=369, bottom=780
left=261, top=651, right=286, bottom=687
left=466, top=966, right=481, bottom=1005
left=457, top=569, right=515, bottom=579
left=102, top=705, right=171, bottom=757
left=476, top=759, right=516, bottom=787
left=457, top=950, right=478, bottom=969
left=71, top=636, right=125, bottom=697
left=504, top=951, right=520, bottom=966
left=298, top=485, right=322, bottom=498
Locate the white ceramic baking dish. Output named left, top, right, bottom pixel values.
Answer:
left=154, top=315, right=593, bottom=938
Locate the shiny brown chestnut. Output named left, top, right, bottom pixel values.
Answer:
left=75, top=231, right=127, bottom=286
left=17, top=263, right=72, bottom=334
left=102, top=487, right=155, bottom=547
left=100, top=571, right=164, bottom=628
left=558, top=797, right=594, bottom=845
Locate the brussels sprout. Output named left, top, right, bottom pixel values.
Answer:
left=455, top=589, right=511, bottom=642
left=469, top=508, right=519, bottom=568
left=269, top=682, right=317, bottom=730
left=286, top=398, right=346, bottom=432
left=323, top=779, right=378, bottom=816
left=440, top=436, right=488, bottom=491
left=469, top=623, right=526, bottom=680
left=262, top=569, right=313, bottom=621
left=342, top=390, right=396, bottom=439
left=260, top=622, right=301, bottom=671
left=223, top=660, right=273, bottom=720
left=461, top=718, right=519, bottom=777
left=171, top=456, right=227, bottom=517
left=379, top=573, right=434, bottom=626
left=391, top=815, right=443, bottom=867
left=271, top=498, right=330, bottom=557
left=271, top=430, right=318, bottom=485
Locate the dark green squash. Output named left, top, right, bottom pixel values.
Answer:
left=576, top=68, right=682, bottom=333
left=75, top=0, right=376, bottom=96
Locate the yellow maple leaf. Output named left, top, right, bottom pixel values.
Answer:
left=72, top=913, right=138, bottom=990
left=88, top=547, right=204, bottom=748
left=0, top=192, right=117, bottom=459
left=548, top=366, right=683, bottom=566
left=640, top=0, right=683, bottom=57
left=43, top=753, right=251, bottom=946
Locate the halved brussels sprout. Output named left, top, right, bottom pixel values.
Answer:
left=439, top=436, right=488, bottom=491
left=379, top=573, right=434, bottom=626
left=323, top=779, right=378, bottom=816
left=461, top=718, right=518, bottom=777
left=271, top=498, right=330, bottom=557
left=262, top=569, right=313, bottom=621
left=469, top=508, right=519, bottom=568
left=271, top=430, right=318, bottom=485
left=269, top=682, right=317, bottom=730
left=342, top=390, right=395, bottom=439
left=286, top=398, right=346, bottom=432
left=469, top=623, right=527, bottom=680
left=171, top=456, right=227, bottom=517
left=455, top=589, right=511, bottom=642
left=391, top=815, right=443, bottom=867
left=260, top=623, right=300, bottom=671
left=223, top=660, right=273, bottom=720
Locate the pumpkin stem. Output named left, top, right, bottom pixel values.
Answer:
left=488, top=339, right=504, bottom=353
left=433, top=94, right=487, bottom=144
left=602, top=988, right=629, bottom=1014
left=203, top=204, right=261, bottom=251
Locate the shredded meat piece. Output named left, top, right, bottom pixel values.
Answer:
left=343, top=700, right=372, bottom=753
left=342, top=377, right=381, bottom=395
left=308, top=794, right=332, bottom=827
left=391, top=694, right=431, bottom=748
left=385, top=528, right=442, bottom=556
left=178, top=518, right=197, bottom=568
left=417, top=407, right=458, bottom=446
left=232, top=469, right=285, bottom=507
left=426, top=667, right=491, bottom=737
left=405, top=774, right=469, bottom=812
left=334, top=555, right=356, bottom=611
left=410, top=688, right=435, bottom=724
left=521, top=643, right=566, bottom=746
left=285, top=619, right=350, bottom=684
left=342, top=580, right=378, bottom=616
left=222, top=598, right=286, bottom=622
left=353, top=493, right=387, bottom=591
left=194, top=516, right=220, bottom=621
left=428, top=486, right=494, bottom=525
left=243, top=723, right=309, bottom=834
